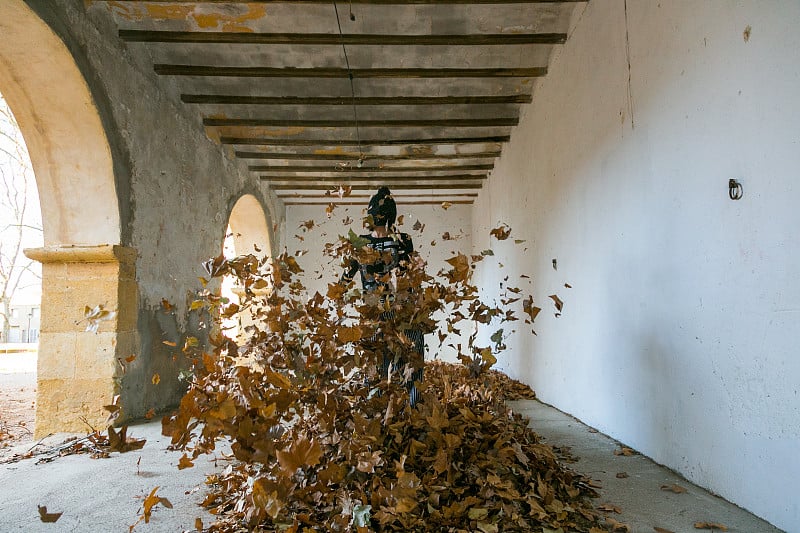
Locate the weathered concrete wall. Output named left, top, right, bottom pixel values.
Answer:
left=23, top=0, right=284, bottom=424
left=285, top=201, right=472, bottom=362
left=473, top=1, right=800, bottom=529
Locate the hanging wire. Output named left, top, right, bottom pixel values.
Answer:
left=333, top=1, right=364, bottom=165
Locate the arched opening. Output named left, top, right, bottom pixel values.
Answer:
left=0, top=0, right=131, bottom=437
left=220, top=194, right=273, bottom=343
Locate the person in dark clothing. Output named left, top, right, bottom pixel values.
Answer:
left=341, top=186, right=424, bottom=406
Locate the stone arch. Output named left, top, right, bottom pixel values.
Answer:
left=0, top=0, right=133, bottom=436
left=227, top=194, right=273, bottom=258
left=220, top=194, right=273, bottom=343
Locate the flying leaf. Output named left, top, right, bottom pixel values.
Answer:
left=481, top=249, right=494, bottom=256
left=142, top=486, right=173, bottom=524
left=144, top=408, right=156, bottom=420
left=178, top=453, right=194, bottom=470
left=161, top=299, right=173, bottom=312
left=549, top=294, right=564, bottom=315
left=299, top=219, right=315, bottom=231
left=152, top=373, right=161, bottom=385
left=83, top=304, right=116, bottom=333
left=514, top=239, right=526, bottom=244
left=441, top=201, right=452, bottom=210
left=326, top=203, right=336, bottom=219
left=396, top=215, right=404, bottom=226
left=522, top=296, right=541, bottom=323
left=490, top=224, right=511, bottom=240
left=412, top=220, right=425, bottom=232
left=125, top=354, right=137, bottom=363
left=38, top=505, right=62, bottom=523
left=347, top=228, right=370, bottom=248
left=162, top=340, right=177, bottom=347
left=342, top=216, right=353, bottom=225
left=277, top=439, right=323, bottom=474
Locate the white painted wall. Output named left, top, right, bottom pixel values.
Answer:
left=473, top=1, right=800, bottom=530
left=285, top=201, right=473, bottom=362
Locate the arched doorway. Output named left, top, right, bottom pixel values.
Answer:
left=0, top=0, right=131, bottom=436
left=220, top=194, right=273, bottom=343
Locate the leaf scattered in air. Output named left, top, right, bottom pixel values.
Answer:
left=151, top=374, right=160, bottom=385
left=743, top=25, right=751, bottom=42
left=82, top=304, right=116, bottom=333
left=441, top=201, right=452, bottom=210
left=490, top=224, right=512, bottom=240
left=412, top=219, right=425, bottom=232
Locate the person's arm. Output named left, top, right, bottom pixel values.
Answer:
left=340, top=257, right=360, bottom=285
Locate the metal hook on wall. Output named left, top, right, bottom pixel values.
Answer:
left=729, top=179, right=743, bottom=200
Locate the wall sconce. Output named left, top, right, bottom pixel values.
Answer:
left=729, top=179, right=743, bottom=200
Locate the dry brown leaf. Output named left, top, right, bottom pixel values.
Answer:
left=38, top=505, right=62, bottom=523
left=178, top=453, right=194, bottom=470
left=654, top=527, right=676, bottom=533
left=614, top=446, right=636, bottom=456
left=694, top=522, right=728, bottom=531
left=490, top=224, right=511, bottom=240
left=151, top=373, right=160, bottom=385
left=660, top=483, right=687, bottom=494
left=616, top=472, right=629, bottom=479
left=144, top=408, right=155, bottom=420
left=598, top=503, right=622, bottom=513
left=606, top=517, right=631, bottom=532
left=441, top=201, right=452, bottom=210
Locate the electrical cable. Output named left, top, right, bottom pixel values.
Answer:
left=333, top=1, right=364, bottom=165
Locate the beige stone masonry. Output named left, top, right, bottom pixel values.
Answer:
left=24, top=245, right=138, bottom=437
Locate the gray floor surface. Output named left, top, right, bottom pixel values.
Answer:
left=0, top=400, right=785, bottom=532
left=508, top=399, right=784, bottom=533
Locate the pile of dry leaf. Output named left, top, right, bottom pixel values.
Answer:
left=162, top=225, right=604, bottom=532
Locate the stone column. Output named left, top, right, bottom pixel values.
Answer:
left=24, top=245, right=138, bottom=437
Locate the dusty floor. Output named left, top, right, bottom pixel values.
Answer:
left=0, top=352, right=36, bottom=459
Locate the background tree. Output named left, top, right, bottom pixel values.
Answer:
left=0, top=94, right=42, bottom=343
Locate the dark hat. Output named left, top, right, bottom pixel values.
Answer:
left=367, top=186, right=396, bottom=228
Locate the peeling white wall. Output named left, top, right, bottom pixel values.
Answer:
left=473, top=1, right=800, bottom=529
left=285, top=201, right=473, bottom=362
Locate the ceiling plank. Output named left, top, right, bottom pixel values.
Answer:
left=109, top=0, right=581, bottom=4
left=182, top=94, right=531, bottom=105
left=206, top=118, right=517, bottom=127
left=259, top=174, right=486, bottom=185
left=221, top=135, right=510, bottom=146
left=284, top=200, right=473, bottom=205
left=252, top=164, right=492, bottom=172
left=237, top=151, right=499, bottom=160
left=271, top=183, right=483, bottom=190
left=275, top=193, right=478, bottom=197
left=123, top=31, right=567, bottom=46
left=155, top=65, right=546, bottom=78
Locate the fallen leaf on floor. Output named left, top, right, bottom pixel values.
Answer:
left=606, top=517, right=631, bottom=532
left=614, top=446, right=636, bottom=456
left=598, top=503, right=622, bottom=513
left=660, top=483, right=687, bottom=494
left=37, top=505, right=62, bottom=523
left=616, top=472, right=629, bottom=479
left=654, top=527, right=676, bottom=533
left=694, top=522, right=728, bottom=531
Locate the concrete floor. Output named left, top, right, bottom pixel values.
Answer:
left=508, top=399, right=785, bottom=533
left=0, top=399, right=785, bottom=532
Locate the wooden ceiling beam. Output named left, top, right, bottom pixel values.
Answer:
left=237, top=151, right=500, bottom=160
left=259, top=174, right=486, bottom=186
left=252, top=164, right=491, bottom=172
left=206, top=117, right=517, bottom=127
left=275, top=192, right=478, bottom=197
left=156, top=65, right=545, bottom=78
left=182, top=94, right=531, bottom=105
left=284, top=200, right=473, bottom=205
left=123, top=31, right=566, bottom=46
left=109, top=0, right=581, bottom=4
left=221, top=135, right=510, bottom=146
left=270, top=183, right=483, bottom=190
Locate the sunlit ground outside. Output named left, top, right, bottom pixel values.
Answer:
left=0, top=346, right=36, bottom=457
